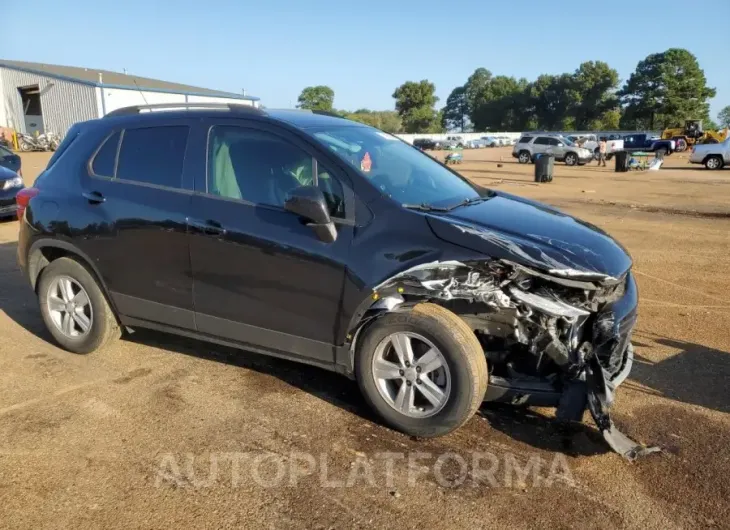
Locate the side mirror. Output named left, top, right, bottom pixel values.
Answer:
left=284, top=185, right=337, bottom=243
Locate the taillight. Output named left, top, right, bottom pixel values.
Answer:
left=16, top=187, right=39, bottom=221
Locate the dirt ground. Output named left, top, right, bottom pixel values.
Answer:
left=1, top=149, right=728, bottom=529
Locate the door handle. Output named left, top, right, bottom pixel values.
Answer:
left=82, top=191, right=106, bottom=204
left=188, top=218, right=227, bottom=236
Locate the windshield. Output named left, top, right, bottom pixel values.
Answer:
left=560, top=136, right=575, bottom=147
left=311, top=125, right=480, bottom=208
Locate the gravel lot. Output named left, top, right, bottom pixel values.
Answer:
left=1, top=149, right=728, bottom=529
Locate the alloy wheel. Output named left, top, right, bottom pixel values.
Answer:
left=47, top=276, right=93, bottom=339
left=371, top=332, right=451, bottom=418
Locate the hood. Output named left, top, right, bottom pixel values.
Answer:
left=0, top=164, right=18, bottom=181
left=427, top=191, right=632, bottom=280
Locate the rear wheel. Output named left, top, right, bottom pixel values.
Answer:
left=517, top=151, right=530, bottom=164
left=37, top=257, right=120, bottom=354
left=356, top=303, right=487, bottom=438
left=705, top=156, right=723, bottom=170
left=564, top=152, right=578, bottom=166
left=674, top=137, right=688, bottom=152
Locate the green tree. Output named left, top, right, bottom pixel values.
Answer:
left=619, top=49, right=716, bottom=130
left=392, top=80, right=439, bottom=133
left=718, top=105, right=730, bottom=128
left=571, top=61, right=620, bottom=129
left=297, top=85, right=335, bottom=111
left=345, top=110, right=403, bottom=133
left=441, top=86, right=469, bottom=131
left=530, top=74, right=578, bottom=130
left=464, top=68, right=493, bottom=121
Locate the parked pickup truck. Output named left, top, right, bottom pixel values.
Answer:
left=689, top=138, right=729, bottom=169
left=620, top=134, right=675, bottom=156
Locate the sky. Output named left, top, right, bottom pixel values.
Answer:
left=2, top=0, right=728, bottom=119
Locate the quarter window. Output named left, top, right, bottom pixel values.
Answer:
left=91, top=131, right=120, bottom=177
left=116, top=126, right=189, bottom=188
left=207, top=126, right=346, bottom=217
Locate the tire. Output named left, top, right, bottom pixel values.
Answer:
left=355, top=303, right=488, bottom=438
left=705, top=156, right=724, bottom=170
left=674, top=138, right=688, bottom=152
left=564, top=152, right=577, bottom=166
left=37, top=257, right=121, bottom=354
left=517, top=151, right=530, bottom=164
left=19, top=139, right=32, bottom=152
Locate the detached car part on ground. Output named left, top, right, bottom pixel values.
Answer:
left=18, top=105, right=656, bottom=461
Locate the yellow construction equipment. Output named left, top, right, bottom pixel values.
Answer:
left=661, top=120, right=729, bottom=152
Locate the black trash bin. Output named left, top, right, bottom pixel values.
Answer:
left=614, top=151, right=629, bottom=172
left=534, top=154, right=554, bottom=182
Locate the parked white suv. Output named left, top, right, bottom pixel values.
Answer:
left=512, top=135, right=594, bottom=166
left=689, top=138, right=730, bottom=169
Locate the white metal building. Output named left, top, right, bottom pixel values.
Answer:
left=0, top=60, right=260, bottom=136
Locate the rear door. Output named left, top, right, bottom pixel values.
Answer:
left=79, top=117, right=196, bottom=329
left=532, top=137, right=549, bottom=156
left=188, top=118, right=355, bottom=363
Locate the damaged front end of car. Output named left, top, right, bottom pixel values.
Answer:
left=367, top=258, right=658, bottom=461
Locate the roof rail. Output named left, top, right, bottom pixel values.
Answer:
left=105, top=102, right=265, bottom=118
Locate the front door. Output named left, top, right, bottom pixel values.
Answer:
left=188, top=120, right=354, bottom=364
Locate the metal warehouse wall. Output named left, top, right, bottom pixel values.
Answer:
left=0, top=67, right=98, bottom=135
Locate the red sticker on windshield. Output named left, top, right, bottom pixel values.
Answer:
left=361, top=152, right=372, bottom=172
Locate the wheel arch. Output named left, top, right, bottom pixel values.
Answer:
left=28, top=239, right=120, bottom=319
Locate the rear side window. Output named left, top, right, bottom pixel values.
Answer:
left=116, top=126, right=189, bottom=188
left=518, top=136, right=532, bottom=144
left=91, top=131, right=120, bottom=177
left=547, top=138, right=561, bottom=146
left=533, top=137, right=550, bottom=145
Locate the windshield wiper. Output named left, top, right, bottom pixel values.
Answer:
left=402, top=203, right=450, bottom=212
left=445, top=195, right=494, bottom=210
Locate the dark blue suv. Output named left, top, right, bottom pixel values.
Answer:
left=16, top=104, right=643, bottom=456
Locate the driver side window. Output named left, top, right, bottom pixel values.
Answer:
left=207, top=126, right=345, bottom=217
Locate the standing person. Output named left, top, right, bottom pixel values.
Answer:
left=598, top=137, right=607, bottom=167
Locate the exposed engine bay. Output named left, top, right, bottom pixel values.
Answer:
left=369, top=259, right=659, bottom=460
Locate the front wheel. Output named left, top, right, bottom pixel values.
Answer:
left=517, top=151, right=530, bottom=164
left=705, top=156, right=724, bottom=170
left=19, top=139, right=32, bottom=152
left=355, top=304, right=488, bottom=438
left=564, top=152, right=577, bottom=166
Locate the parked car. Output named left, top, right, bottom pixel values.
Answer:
left=480, top=136, right=499, bottom=147
left=0, top=164, right=24, bottom=219
left=16, top=103, right=644, bottom=456
left=689, top=138, right=730, bottom=169
left=465, top=138, right=487, bottom=149
left=413, top=138, right=437, bottom=150
left=438, top=135, right=465, bottom=149
left=512, top=134, right=593, bottom=165
left=620, top=133, right=675, bottom=156
left=0, top=144, right=21, bottom=174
